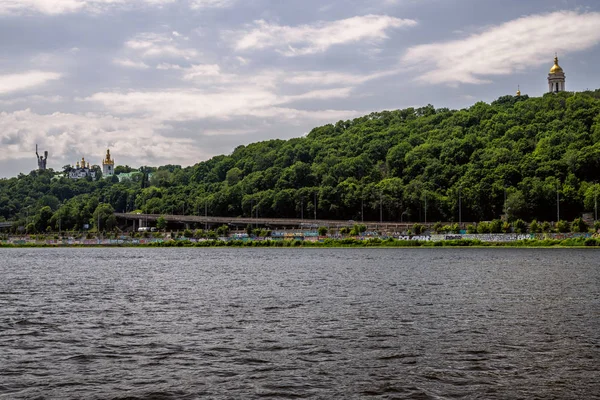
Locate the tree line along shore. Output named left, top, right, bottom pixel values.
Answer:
left=2, top=89, right=600, bottom=234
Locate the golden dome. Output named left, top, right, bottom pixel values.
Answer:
left=549, top=55, right=563, bottom=74
left=516, top=86, right=521, bottom=96
left=103, top=149, right=115, bottom=165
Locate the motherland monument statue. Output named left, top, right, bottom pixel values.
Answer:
left=36, top=144, right=48, bottom=170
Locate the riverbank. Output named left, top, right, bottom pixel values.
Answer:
left=2, top=237, right=600, bottom=248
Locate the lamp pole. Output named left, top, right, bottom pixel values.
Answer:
left=458, top=187, right=462, bottom=227
left=361, top=197, right=364, bottom=223
left=557, top=184, right=560, bottom=222
left=424, top=191, right=427, bottom=224
left=595, top=189, right=598, bottom=222
left=594, top=183, right=598, bottom=223
left=379, top=192, right=383, bottom=223
left=504, top=187, right=507, bottom=218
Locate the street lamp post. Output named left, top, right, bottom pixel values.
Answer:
left=379, top=192, right=383, bottom=223
left=361, top=197, right=364, bottom=223
left=424, top=191, right=427, bottom=224
left=458, top=187, right=462, bottom=227
left=557, top=184, right=560, bottom=222
left=594, top=184, right=598, bottom=223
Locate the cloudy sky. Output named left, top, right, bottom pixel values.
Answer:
left=1, top=0, right=599, bottom=177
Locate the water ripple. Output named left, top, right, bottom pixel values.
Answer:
left=0, top=247, right=598, bottom=399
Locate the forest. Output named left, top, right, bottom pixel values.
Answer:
left=1, top=89, right=600, bottom=233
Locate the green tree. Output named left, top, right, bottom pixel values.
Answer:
left=92, top=203, right=117, bottom=231
left=216, top=224, right=230, bottom=236
left=156, top=216, right=167, bottom=231
left=35, top=206, right=54, bottom=232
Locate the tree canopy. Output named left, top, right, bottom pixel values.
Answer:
left=2, top=89, right=600, bottom=232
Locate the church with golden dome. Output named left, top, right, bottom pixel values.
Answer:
left=67, top=149, right=116, bottom=180
left=548, top=54, right=565, bottom=93
left=102, top=149, right=115, bottom=177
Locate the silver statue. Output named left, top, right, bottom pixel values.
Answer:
left=36, top=144, right=48, bottom=170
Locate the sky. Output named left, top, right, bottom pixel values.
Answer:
left=1, top=0, right=600, bottom=177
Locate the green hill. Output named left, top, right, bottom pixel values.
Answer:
left=1, top=89, right=600, bottom=232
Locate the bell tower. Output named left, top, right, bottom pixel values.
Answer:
left=102, top=149, right=115, bottom=177
left=548, top=54, right=565, bottom=93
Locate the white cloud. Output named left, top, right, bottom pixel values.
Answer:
left=0, top=94, right=63, bottom=106
left=282, top=87, right=353, bottom=102
left=0, top=0, right=231, bottom=15
left=84, top=85, right=357, bottom=122
left=403, top=10, right=600, bottom=85
left=0, top=0, right=85, bottom=15
left=284, top=69, right=399, bottom=86
left=0, top=71, right=61, bottom=95
left=229, top=14, right=417, bottom=56
left=113, top=58, right=150, bottom=69
left=0, top=108, right=202, bottom=168
left=182, top=64, right=222, bottom=80
left=125, top=32, right=199, bottom=59
left=189, top=0, right=233, bottom=9
left=202, top=128, right=256, bottom=137
left=236, top=56, right=250, bottom=66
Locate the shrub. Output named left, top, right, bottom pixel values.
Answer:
left=541, top=221, right=552, bottom=233
left=413, top=223, right=425, bottom=235
left=490, top=219, right=503, bottom=233
left=318, top=226, right=328, bottom=236
left=529, top=220, right=540, bottom=233
left=441, top=224, right=453, bottom=233
left=556, top=220, right=569, bottom=233
left=570, top=218, right=587, bottom=233
left=514, top=219, right=527, bottom=233
left=216, top=224, right=230, bottom=236
left=466, top=224, right=476, bottom=234
left=477, top=222, right=490, bottom=233
left=432, top=222, right=443, bottom=233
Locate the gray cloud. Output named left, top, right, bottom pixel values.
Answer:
left=403, top=11, right=600, bottom=85
left=1, top=0, right=600, bottom=177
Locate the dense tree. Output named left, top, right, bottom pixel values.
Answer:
left=1, top=90, right=600, bottom=230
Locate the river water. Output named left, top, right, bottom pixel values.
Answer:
left=0, top=248, right=598, bottom=399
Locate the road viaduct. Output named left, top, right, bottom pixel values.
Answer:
left=113, top=212, right=442, bottom=232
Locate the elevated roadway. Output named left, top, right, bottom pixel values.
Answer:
left=114, top=213, right=425, bottom=232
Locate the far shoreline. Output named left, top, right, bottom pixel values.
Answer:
left=2, top=237, right=600, bottom=249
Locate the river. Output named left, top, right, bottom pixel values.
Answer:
left=1, top=248, right=598, bottom=399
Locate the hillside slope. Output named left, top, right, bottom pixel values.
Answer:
left=1, top=89, right=600, bottom=231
